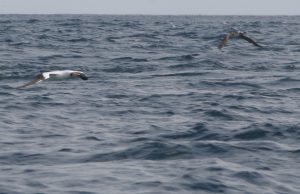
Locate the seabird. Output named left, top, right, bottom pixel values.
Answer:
left=218, top=31, right=262, bottom=49
left=18, top=70, right=88, bottom=88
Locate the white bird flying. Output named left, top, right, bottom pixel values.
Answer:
left=18, top=70, right=88, bottom=88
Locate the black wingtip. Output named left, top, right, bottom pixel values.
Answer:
left=79, top=74, right=88, bottom=80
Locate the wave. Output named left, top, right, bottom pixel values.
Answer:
left=152, top=71, right=207, bottom=77
left=82, top=142, right=193, bottom=162
left=158, top=54, right=199, bottom=61
left=233, top=123, right=300, bottom=140
left=67, top=37, right=91, bottom=43
left=26, top=19, right=40, bottom=24
left=111, top=57, right=148, bottom=62
left=174, top=31, right=199, bottom=38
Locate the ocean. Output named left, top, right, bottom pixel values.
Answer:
left=0, top=15, right=299, bottom=194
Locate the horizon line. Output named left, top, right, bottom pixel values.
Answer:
left=0, top=13, right=299, bottom=16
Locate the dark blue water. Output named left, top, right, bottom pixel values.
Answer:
left=0, top=15, right=300, bottom=194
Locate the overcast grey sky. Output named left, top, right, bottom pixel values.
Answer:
left=0, top=0, right=299, bottom=15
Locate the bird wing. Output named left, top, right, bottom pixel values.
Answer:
left=18, top=74, right=45, bottom=88
left=239, top=34, right=262, bottom=47
left=218, top=33, right=232, bottom=49
left=78, top=72, right=88, bottom=80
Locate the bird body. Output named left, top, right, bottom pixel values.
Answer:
left=42, top=70, right=83, bottom=80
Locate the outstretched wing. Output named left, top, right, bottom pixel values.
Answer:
left=18, top=74, right=45, bottom=88
left=239, top=34, right=262, bottom=48
left=218, top=33, right=231, bottom=49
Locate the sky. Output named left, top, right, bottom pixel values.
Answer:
left=0, top=0, right=299, bottom=15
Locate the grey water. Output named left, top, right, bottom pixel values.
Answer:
left=0, top=15, right=300, bottom=194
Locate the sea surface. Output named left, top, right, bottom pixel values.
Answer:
left=0, top=15, right=300, bottom=194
